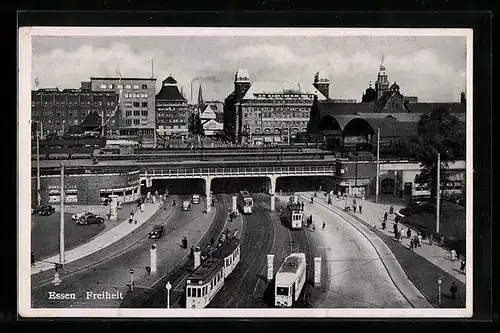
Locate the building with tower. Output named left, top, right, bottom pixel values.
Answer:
left=375, top=55, right=390, bottom=99
left=155, top=75, right=190, bottom=141
left=223, top=69, right=328, bottom=145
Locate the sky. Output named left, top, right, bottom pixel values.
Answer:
left=31, top=34, right=467, bottom=103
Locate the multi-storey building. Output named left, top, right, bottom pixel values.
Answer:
left=224, top=68, right=328, bottom=145
left=31, top=84, right=119, bottom=137
left=155, top=75, right=189, bottom=138
left=89, top=77, right=157, bottom=147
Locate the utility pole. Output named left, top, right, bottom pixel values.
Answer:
left=60, top=162, right=65, bottom=266
left=375, top=128, right=380, bottom=203
left=436, top=152, right=441, bottom=234
left=36, top=123, right=41, bottom=207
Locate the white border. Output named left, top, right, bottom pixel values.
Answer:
left=18, top=27, right=473, bottom=318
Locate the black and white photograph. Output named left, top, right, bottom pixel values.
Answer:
left=18, top=27, right=473, bottom=317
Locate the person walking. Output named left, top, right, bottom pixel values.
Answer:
left=182, top=236, right=188, bottom=249
left=322, top=221, right=326, bottom=230
left=301, top=202, right=304, bottom=211
left=359, top=203, right=362, bottom=214
left=429, top=234, right=433, bottom=246
left=382, top=220, right=386, bottom=230
left=460, top=259, right=466, bottom=274
left=129, top=211, right=134, bottom=223
left=418, top=233, right=423, bottom=247
left=450, top=282, right=458, bottom=300
left=409, top=238, right=414, bottom=250
left=383, top=212, right=388, bottom=224
left=310, top=197, right=314, bottom=204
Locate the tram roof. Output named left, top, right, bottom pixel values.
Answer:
left=287, top=203, right=302, bottom=210
left=277, top=253, right=306, bottom=274
left=187, top=237, right=240, bottom=284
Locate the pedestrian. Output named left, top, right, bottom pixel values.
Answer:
left=414, top=235, right=419, bottom=247
left=353, top=205, right=357, bottom=213
left=140, top=203, right=145, bottom=212
left=383, top=212, right=388, bottom=223
left=450, top=282, right=458, bottom=300
left=389, top=205, right=394, bottom=214
left=382, top=221, right=386, bottom=230
left=406, top=228, right=411, bottom=239
left=301, top=202, right=304, bottom=211
left=129, top=211, right=133, bottom=223
left=359, top=204, right=362, bottom=214
left=409, top=238, right=414, bottom=250
left=322, top=221, right=326, bottom=230
left=460, top=259, right=466, bottom=274
left=308, top=215, right=313, bottom=228
left=429, top=234, right=433, bottom=246
left=353, top=198, right=357, bottom=206
left=310, top=197, right=314, bottom=204
left=190, top=246, right=194, bottom=259
left=182, top=236, right=188, bottom=249
left=418, top=233, right=423, bottom=247
left=327, top=196, right=332, bottom=205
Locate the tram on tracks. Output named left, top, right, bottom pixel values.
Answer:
left=275, top=252, right=307, bottom=307
left=185, top=236, right=241, bottom=309
left=285, top=202, right=303, bottom=229
left=238, top=190, right=253, bottom=214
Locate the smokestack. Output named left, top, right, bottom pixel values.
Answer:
left=151, top=59, right=154, bottom=78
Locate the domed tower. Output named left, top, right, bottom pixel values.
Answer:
left=313, top=70, right=330, bottom=99
left=375, top=55, right=390, bottom=98
left=234, top=68, right=251, bottom=103
left=362, top=81, right=378, bottom=103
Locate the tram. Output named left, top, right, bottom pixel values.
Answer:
left=185, top=236, right=240, bottom=309
left=275, top=252, right=307, bottom=308
left=238, top=190, right=253, bottom=214
left=285, top=202, right=303, bottom=229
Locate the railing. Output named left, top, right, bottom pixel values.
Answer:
left=143, top=165, right=336, bottom=178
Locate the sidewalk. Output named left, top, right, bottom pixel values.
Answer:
left=299, top=191, right=466, bottom=308
left=31, top=202, right=162, bottom=275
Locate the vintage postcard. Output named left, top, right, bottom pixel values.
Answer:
left=18, top=27, right=473, bottom=317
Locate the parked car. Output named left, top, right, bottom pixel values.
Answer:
left=149, top=225, right=165, bottom=239
left=191, top=194, right=200, bottom=204
left=77, top=214, right=104, bottom=225
left=39, top=205, right=55, bottom=216
left=181, top=200, right=191, bottom=211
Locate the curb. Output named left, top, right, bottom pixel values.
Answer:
left=305, top=195, right=432, bottom=308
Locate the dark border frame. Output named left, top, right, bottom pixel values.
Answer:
left=12, top=9, right=492, bottom=328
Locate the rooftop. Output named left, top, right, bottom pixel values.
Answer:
left=243, top=82, right=327, bottom=100
left=277, top=253, right=306, bottom=275
left=90, top=77, right=157, bottom=81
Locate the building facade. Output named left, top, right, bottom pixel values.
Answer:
left=32, top=170, right=141, bottom=206
left=89, top=77, right=157, bottom=147
left=155, top=75, right=189, bottom=138
left=224, top=69, right=328, bottom=145
left=31, top=85, right=119, bottom=137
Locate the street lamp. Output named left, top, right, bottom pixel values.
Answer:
left=165, top=281, right=172, bottom=308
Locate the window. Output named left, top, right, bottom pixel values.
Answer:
left=276, top=287, right=289, bottom=296
left=133, top=119, right=140, bottom=125
left=141, top=93, right=148, bottom=98
left=125, top=84, right=131, bottom=89
left=133, top=102, right=140, bottom=107
left=197, top=288, right=201, bottom=298
left=141, top=102, right=148, bottom=107
left=126, top=119, right=132, bottom=125
left=133, top=110, right=140, bottom=116
left=187, top=288, right=191, bottom=297
left=100, top=84, right=107, bottom=89
left=141, top=110, right=148, bottom=116
left=125, top=102, right=132, bottom=107
left=126, top=110, right=132, bottom=117
left=108, top=84, right=114, bottom=89
left=117, top=84, right=123, bottom=89
left=141, top=84, right=147, bottom=89
left=133, top=84, right=140, bottom=89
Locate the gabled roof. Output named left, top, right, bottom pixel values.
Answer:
left=156, top=84, right=186, bottom=101
left=80, top=111, right=101, bottom=129
left=163, top=76, right=177, bottom=85
left=243, top=82, right=327, bottom=100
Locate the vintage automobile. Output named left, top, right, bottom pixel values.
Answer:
left=181, top=200, right=191, bottom=211
left=39, top=205, right=55, bottom=216
left=76, top=214, right=105, bottom=225
left=149, top=225, right=165, bottom=239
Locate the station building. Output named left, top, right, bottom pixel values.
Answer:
left=224, top=69, right=328, bottom=144
left=32, top=169, right=142, bottom=206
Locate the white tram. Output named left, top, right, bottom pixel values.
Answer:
left=274, top=253, right=307, bottom=308
left=286, top=202, right=303, bottom=229
left=238, top=190, right=253, bottom=214
left=185, top=237, right=240, bottom=309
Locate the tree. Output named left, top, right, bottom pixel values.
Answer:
left=188, top=112, right=204, bottom=143
left=407, top=107, right=465, bottom=200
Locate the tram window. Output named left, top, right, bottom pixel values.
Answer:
left=197, top=288, right=201, bottom=298
left=187, top=288, right=191, bottom=297
left=276, top=287, right=289, bottom=296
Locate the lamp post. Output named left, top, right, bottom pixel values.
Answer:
left=375, top=127, right=380, bottom=203
left=59, top=162, right=65, bottom=266
left=165, top=281, right=172, bottom=308
left=36, top=122, right=41, bottom=207
left=436, top=152, right=441, bottom=234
